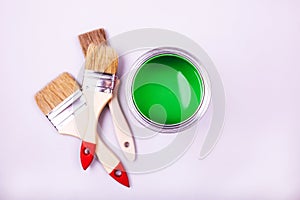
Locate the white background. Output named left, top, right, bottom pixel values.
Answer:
left=0, top=0, right=299, bottom=199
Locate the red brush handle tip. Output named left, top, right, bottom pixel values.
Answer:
left=109, top=162, right=130, bottom=187
left=80, top=141, right=96, bottom=170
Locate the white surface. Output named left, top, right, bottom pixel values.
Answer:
left=0, top=0, right=300, bottom=199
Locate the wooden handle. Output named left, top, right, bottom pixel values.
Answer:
left=109, top=79, right=136, bottom=161
left=95, top=132, right=130, bottom=187
left=82, top=91, right=112, bottom=143
left=80, top=90, right=112, bottom=169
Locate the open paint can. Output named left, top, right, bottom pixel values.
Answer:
left=127, top=47, right=211, bottom=133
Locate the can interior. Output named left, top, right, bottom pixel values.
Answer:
left=132, top=53, right=204, bottom=125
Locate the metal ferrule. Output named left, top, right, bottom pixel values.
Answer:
left=82, top=70, right=117, bottom=93
left=46, top=89, right=86, bottom=130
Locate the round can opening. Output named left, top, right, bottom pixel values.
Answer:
left=127, top=47, right=211, bottom=133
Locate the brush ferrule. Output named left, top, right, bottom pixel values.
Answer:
left=47, top=90, right=86, bottom=130
left=82, top=70, right=117, bottom=93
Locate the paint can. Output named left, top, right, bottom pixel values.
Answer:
left=127, top=47, right=211, bottom=133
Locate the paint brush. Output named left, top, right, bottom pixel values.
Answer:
left=35, top=72, right=130, bottom=187
left=78, top=28, right=136, bottom=161
left=80, top=44, right=118, bottom=169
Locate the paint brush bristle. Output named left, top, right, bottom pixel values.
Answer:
left=78, top=28, right=107, bottom=57
left=35, top=72, right=80, bottom=115
left=85, top=44, right=118, bottom=74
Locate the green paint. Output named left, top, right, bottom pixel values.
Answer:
left=132, top=54, right=204, bottom=125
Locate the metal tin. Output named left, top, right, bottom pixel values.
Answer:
left=127, top=47, right=211, bottom=133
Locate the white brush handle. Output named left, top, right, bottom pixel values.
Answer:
left=78, top=90, right=112, bottom=169
left=95, top=131, right=121, bottom=172
left=109, top=79, right=136, bottom=161
left=58, top=126, right=119, bottom=171
left=57, top=107, right=119, bottom=173
left=83, top=90, right=112, bottom=143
